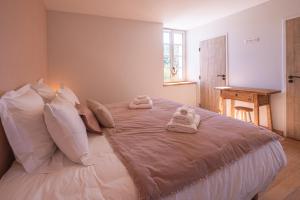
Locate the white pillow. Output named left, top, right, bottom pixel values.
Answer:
left=57, top=87, right=80, bottom=106
left=31, top=78, right=56, bottom=102
left=0, top=84, right=56, bottom=173
left=44, top=96, right=89, bottom=165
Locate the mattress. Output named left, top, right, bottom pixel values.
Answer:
left=0, top=133, right=286, bottom=200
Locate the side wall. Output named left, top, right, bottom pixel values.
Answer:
left=0, top=0, right=48, bottom=177
left=187, top=0, right=300, bottom=132
left=0, top=0, right=48, bottom=93
left=47, top=11, right=196, bottom=105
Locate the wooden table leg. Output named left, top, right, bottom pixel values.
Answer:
left=253, top=95, right=259, bottom=126
left=231, top=99, right=235, bottom=118
left=222, top=99, right=226, bottom=116
left=266, top=95, right=273, bottom=130
left=219, top=96, right=225, bottom=115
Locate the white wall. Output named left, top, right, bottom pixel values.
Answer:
left=0, top=0, right=48, bottom=93
left=187, top=0, right=300, bottom=133
left=0, top=0, right=48, bottom=177
left=47, top=11, right=196, bottom=106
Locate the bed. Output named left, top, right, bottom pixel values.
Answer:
left=0, top=98, right=286, bottom=200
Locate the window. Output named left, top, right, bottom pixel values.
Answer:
left=163, top=29, right=186, bottom=82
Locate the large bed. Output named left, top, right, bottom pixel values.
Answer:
left=0, top=98, right=286, bottom=200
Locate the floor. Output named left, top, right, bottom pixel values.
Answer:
left=260, top=138, right=300, bottom=200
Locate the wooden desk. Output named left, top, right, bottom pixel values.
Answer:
left=215, top=86, right=281, bottom=130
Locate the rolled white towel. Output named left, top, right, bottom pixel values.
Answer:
left=177, top=106, right=189, bottom=115
left=133, top=97, right=151, bottom=105
left=176, top=106, right=195, bottom=116
left=167, top=114, right=201, bottom=134
left=173, top=111, right=195, bottom=125
left=129, top=100, right=153, bottom=109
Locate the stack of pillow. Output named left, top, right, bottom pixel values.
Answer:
left=166, top=105, right=200, bottom=134
left=129, top=95, right=153, bottom=109
left=0, top=78, right=115, bottom=173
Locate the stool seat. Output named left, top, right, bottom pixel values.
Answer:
left=234, top=106, right=253, bottom=112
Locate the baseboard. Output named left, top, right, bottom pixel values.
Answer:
left=259, top=126, right=284, bottom=136
left=273, top=129, right=284, bottom=136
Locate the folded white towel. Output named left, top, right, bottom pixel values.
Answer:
left=133, top=97, right=151, bottom=105
left=167, top=114, right=200, bottom=134
left=137, top=95, right=149, bottom=100
left=129, top=100, right=153, bottom=109
left=173, top=109, right=195, bottom=125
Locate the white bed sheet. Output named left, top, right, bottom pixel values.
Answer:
left=0, top=134, right=286, bottom=200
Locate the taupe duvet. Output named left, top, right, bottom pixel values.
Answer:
left=105, top=98, right=280, bottom=200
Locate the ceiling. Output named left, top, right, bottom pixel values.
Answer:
left=44, top=0, right=270, bottom=30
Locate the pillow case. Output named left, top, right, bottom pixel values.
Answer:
left=31, top=78, right=56, bottom=102
left=44, top=97, right=89, bottom=165
left=87, top=99, right=115, bottom=128
left=57, top=87, right=80, bottom=106
left=0, top=84, right=56, bottom=173
left=75, top=104, right=102, bottom=134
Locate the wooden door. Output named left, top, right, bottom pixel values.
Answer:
left=287, top=17, right=300, bottom=140
left=200, top=36, right=227, bottom=113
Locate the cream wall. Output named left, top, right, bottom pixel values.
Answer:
left=187, top=0, right=300, bottom=133
left=47, top=11, right=196, bottom=105
left=0, top=0, right=48, bottom=93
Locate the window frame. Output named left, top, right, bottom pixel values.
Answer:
left=163, top=28, right=186, bottom=83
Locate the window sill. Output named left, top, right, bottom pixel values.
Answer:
left=163, top=81, right=197, bottom=87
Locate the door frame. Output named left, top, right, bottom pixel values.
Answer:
left=198, top=33, right=229, bottom=113
left=282, top=14, right=300, bottom=137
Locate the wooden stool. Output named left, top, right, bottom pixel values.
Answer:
left=235, top=106, right=253, bottom=123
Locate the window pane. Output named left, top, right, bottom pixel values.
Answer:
left=173, top=56, right=183, bottom=69
left=163, top=29, right=185, bottom=82
left=164, top=60, right=171, bottom=81
left=163, top=32, right=170, bottom=44
left=174, top=33, right=183, bottom=44
left=164, top=44, right=170, bottom=56
left=164, top=67, right=171, bottom=81
left=163, top=41, right=171, bottom=81
left=164, top=56, right=170, bottom=66
left=163, top=29, right=171, bottom=81
left=170, top=66, right=180, bottom=81
left=178, top=68, right=183, bottom=80
left=174, top=44, right=183, bottom=56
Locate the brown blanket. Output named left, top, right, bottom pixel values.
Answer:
left=105, top=98, right=280, bottom=200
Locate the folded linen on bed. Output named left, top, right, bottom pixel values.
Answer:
left=129, top=100, right=153, bottom=109
left=172, top=113, right=195, bottom=125
left=133, top=97, right=151, bottom=105
left=129, top=95, right=153, bottom=109
left=136, top=95, right=149, bottom=99
left=167, top=114, right=200, bottom=133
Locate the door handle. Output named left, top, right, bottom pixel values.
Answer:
left=217, top=74, right=226, bottom=80
left=288, top=75, right=300, bottom=83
